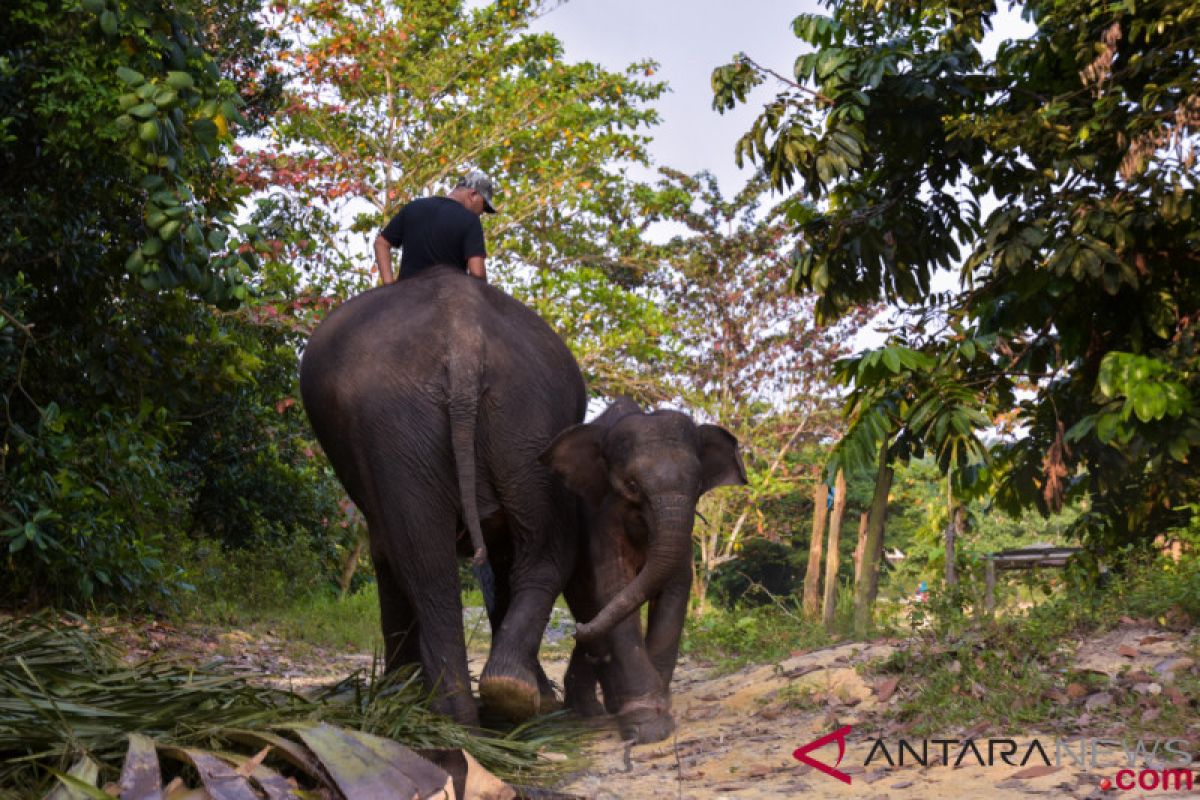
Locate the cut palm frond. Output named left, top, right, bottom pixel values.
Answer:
left=0, top=615, right=581, bottom=798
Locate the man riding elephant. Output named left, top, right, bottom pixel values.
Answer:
left=372, top=170, right=497, bottom=285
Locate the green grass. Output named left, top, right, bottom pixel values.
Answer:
left=182, top=583, right=383, bottom=655
left=867, top=549, right=1200, bottom=737
left=264, top=586, right=384, bottom=654
left=682, top=600, right=833, bottom=672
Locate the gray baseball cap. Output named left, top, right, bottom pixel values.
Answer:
left=457, top=169, right=497, bottom=214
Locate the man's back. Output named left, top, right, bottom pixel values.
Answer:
left=380, top=196, right=487, bottom=280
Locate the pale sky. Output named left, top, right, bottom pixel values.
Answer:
left=529, top=0, right=814, bottom=195
left=525, top=1, right=1036, bottom=349
left=529, top=1, right=1034, bottom=197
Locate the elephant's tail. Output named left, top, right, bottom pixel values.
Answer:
left=447, top=358, right=488, bottom=569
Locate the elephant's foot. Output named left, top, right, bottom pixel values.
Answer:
left=617, top=695, right=674, bottom=745
left=564, top=681, right=605, bottom=717
left=479, top=674, right=541, bottom=721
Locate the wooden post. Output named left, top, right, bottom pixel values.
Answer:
left=985, top=556, right=996, bottom=614
left=854, top=443, right=894, bottom=638
left=822, top=469, right=848, bottom=631
left=802, top=482, right=830, bottom=619
left=853, top=511, right=869, bottom=584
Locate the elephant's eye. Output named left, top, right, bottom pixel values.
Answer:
left=625, top=478, right=640, bottom=495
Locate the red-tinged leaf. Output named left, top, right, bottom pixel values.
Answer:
left=874, top=676, right=899, bottom=702
left=1118, top=645, right=1140, bottom=658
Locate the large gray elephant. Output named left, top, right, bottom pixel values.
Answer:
left=299, top=266, right=586, bottom=725
left=542, top=398, right=747, bottom=743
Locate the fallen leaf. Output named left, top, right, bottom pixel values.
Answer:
left=875, top=677, right=899, bottom=702
left=1066, top=683, right=1089, bottom=699
left=234, top=746, right=270, bottom=778
left=962, top=720, right=991, bottom=739
left=1011, top=765, right=1062, bottom=780
left=1118, top=645, right=1140, bottom=658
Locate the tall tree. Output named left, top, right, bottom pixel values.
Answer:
left=633, top=171, right=868, bottom=608
left=0, top=0, right=341, bottom=605
left=714, top=0, right=1200, bottom=548
left=237, top=0, right=679, bottom=398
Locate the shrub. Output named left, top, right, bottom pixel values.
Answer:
left=708, top=538, right=800, bottom=609
left=1, top=404, right=189, bottom=606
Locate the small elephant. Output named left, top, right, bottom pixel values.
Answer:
left=300, top=266, right=586, bottom=726
left=542, top=398, right=747, bottom=743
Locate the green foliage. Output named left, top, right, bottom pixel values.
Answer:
left=881, top=457, right=1080, bottom=603
left=248, top=0, right=665, bottom=290
left=683, top=600, right=831, bottom=671
left=709, top=538, right=800, bottom=609
left=716, top=0, right=1200, bottom=546
left=175, top=536, right=339, bottom=619
left=1, top=404, right=188, bottom=603
left=0, top=0, right=347, bottom=607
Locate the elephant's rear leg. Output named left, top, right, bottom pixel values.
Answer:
left=374, top=553, right=420, bottom=673
left=377, top=503, right=477, bottom=727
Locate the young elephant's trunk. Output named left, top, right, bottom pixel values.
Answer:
left=576, top=494, right=694, bottom=643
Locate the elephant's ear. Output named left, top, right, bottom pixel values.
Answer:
left=540, top=424, right=609, bottom=507
left=697, top=424, right=748, bottom=494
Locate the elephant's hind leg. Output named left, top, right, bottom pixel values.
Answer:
left=376, top=495, right=478, bottom=727
left=373, top=552, right=420, bottom=673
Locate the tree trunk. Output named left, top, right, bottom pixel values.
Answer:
left=852, top=511, right=869, bottom=584
left=802, top=481, right=829, bottom=619
left=945, top=503, right=962, bottom=589
left=822, top=469, right=848, bottom=631
left=854, top=443, right=894, bottom=638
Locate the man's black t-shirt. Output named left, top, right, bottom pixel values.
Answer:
left=380, top=197, right=486, bottom=280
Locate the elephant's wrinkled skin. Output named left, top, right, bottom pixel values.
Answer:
left=543, top=398, right=747, bottom=743
left=300, top=267, right=586, bottom=725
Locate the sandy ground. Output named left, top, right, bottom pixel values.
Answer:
left=548, top=629, right=1200, bottom=800
left=112, top=616, right=1199, bottom=800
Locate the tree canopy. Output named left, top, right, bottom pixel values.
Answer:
left=714, top=0, right=1199, bottom=546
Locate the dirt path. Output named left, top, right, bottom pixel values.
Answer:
left=110, top=617, right=1199, bottom=800
left=550, top=629, right=1199, bottom=800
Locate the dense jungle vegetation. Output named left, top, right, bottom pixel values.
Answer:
left=1, top=0, right=1196, bottom=664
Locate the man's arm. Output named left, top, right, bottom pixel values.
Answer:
left=466, top=255, right=487, bottom=282
left=373, top=235, right=395, bottom=284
